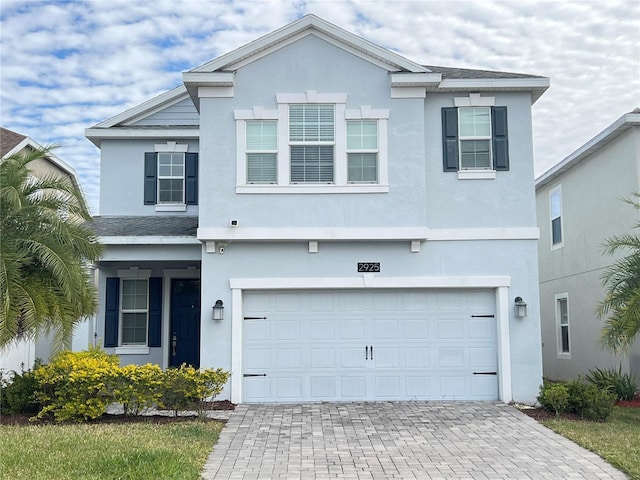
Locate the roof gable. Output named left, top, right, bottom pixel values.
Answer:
left=190, top=14, right=429, bottom=75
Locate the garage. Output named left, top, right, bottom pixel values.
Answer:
left=242, top=289, right=498, bottom=402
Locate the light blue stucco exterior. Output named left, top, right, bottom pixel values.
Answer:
left=87, top=15, right=548, bottom=404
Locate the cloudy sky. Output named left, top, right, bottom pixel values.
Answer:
left=1, top=0, right=638, bottom=214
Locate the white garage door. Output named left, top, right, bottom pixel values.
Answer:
left=243, top=289, right=498, bottom=402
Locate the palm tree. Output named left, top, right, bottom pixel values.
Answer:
left=598, top=194, right=640, bottom=354
left=0, top=146, right=102, bottom=350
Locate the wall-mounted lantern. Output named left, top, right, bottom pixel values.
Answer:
left=514, top=296, right=528, bottom=318
left=212, top=299, right=224, bottom=320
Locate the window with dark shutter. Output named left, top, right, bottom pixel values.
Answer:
left=104, top=278, right=120, bottom=348
left=144, top=152, right=198, bottom=205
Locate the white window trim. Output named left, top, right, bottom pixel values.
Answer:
left=555, top=292, right=570, bottom=359
left=550, top=185, right=564, bottom=250
left=116, top=268, right=151, bottom=352
left=454, top=95, right=497, bottom=179
left=234, top=93, right=389, bottom=193
left=154, top=143, right=189, bottom=211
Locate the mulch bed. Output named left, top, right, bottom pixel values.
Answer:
left=518, top=393, right=640, bottom=421
left=0, top=400, right=235, bottom=426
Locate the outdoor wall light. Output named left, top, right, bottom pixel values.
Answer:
left=514, top=297, right=528, bottom=318
left=212, top=300, right=224, bottom=320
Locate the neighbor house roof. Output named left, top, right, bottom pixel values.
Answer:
left=1, top=127, right=87, bottom=211
left=536, top=108, right=640, bottom=189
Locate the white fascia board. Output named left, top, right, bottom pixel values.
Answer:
left=536, top=113, right=640, bottom=190
left=197, top=226, right=538, bottom=242
left=390, top=73, right=442, bottom=87
left=427, top=227, right=540, bottom=241
left=190, top=14, right=428, bottom=74
left=85, top=128, right=199, bottom=147
left=229, top=275, right=511, bottom=290
left=99, top=236, right=201, bottom=245
left=433, top=77, right=549, bottom=103
left=91, top=85, right=188, bottom=129
left=198, top=227, right=429, bottom=242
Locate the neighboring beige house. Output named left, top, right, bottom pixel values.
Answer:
left=0, top=127, right=90, bottom=373
left=536, top=109, right=640, bottom=381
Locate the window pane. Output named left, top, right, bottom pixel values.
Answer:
left=460, top=140, right=491, bottom=169
left=552, top=217, right=562, bottom=245
left=122, top=279, right=147, bottom=310
left=550, top=190, right=562, bottom=218
left=459, top=107, right=490, bottom=137
left=290, top=146, right=334, bottom=183
left=289, top=105, right=334, bottom=142
left=247, top=153, right=277, bottom=183
left=561, top=326, right=570, bottom=353
left=158, top=179, right=184, bottom=203
left=247, top=121, right=277, bottom=150
left=122, top=312, right=147, bottom=345
left=347, top=121, right=377, bottom=150
left=158, top=153, right=184, bottom=176
left=348, top=153, right=378, bottom=183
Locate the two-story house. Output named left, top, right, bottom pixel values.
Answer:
left=0, top=127, right=90, bottom=372
left=86, top=15, right=549, bottom=404
left=536, top=109, right=640, bottom=381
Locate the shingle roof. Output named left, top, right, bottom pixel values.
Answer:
left=90, top=216, right=198, bottom=237
left=423, top=65, right=544, bottom=80
left=1, top=127, right=27, bottom=157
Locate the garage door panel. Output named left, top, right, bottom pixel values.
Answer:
left=311, top=377, right=336, bottom=397
left=438, top=318, right=464, bottom=338
left=341, top=376, right=367, bottom=397
left=310, top=348, right=336, bottom=368
left=276, top=349, right=301, bottom=369
left=310, top=320, right=334, bottom=339
left=340, top=319, right=365, bottom=339
left=405, top=347, right=430, bottom=367
left=245, top=349, right=271, bottom=369
left=406, top=376, right=431, bottom=397
left=340, top=347, right=366, bottom=368
left=243, top=289, right=498, bottom=402
left=373, top=319, right=398, bottom=339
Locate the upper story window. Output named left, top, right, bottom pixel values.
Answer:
left=459, top=107, right=491, bottom=170
left=158, top=153, right=185, bottom=203
left=234, top=92, right=389, bottom=193
left=550, top=186, right=563, bottom=249
left=347, top=120, right=378, bottom=183
left=442, top=95, right=509, bottom=179
left=289, top=104, right=335, bottom=183
left=246, top=120, right=277, bottom=183
left=144, top=144, right=198, bottom=211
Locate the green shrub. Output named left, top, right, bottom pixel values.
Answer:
left=537, top=382, right=569, bottom=417
left=585, top=365, right=638, bottom=401
left=581, top=387, right=616, bottom=421
left=112, top=363, right=164, bottom=416
left=159, top=364, right=230, bottom=417
left=0, top=361, right=43, bottom=414
left=33, top=347, right=120, bottom=422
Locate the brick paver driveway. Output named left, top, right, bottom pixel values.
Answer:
left=201, top=402, right=627, bottom=479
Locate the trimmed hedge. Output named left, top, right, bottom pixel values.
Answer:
left=538, top=379, right=616, bottom=421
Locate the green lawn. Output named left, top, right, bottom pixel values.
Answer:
left=542, top=407, right=640, bottom=479
left=0, top=420, right=224, bottom=480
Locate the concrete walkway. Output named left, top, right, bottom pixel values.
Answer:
left=201, top=402, right=627, bottom=480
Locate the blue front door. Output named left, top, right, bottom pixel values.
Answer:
left=169, top=279, right=201, bottom=368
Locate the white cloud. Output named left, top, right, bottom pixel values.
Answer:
left=1, top=0, right=638, bottom=214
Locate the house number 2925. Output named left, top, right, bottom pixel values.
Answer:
left=357, top=262, right=381, bottom=272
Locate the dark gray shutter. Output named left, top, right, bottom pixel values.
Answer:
left=492, top=107, right=509, bottom=171
left=148, top=277, right=162, bottom=347
left=185, top=153, right=198, bottom=205
left=144, top=153, right=157, bottom=205
left=104, top=278, right=119, bottom=348
left=442, top=108, right=459, bottom=171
